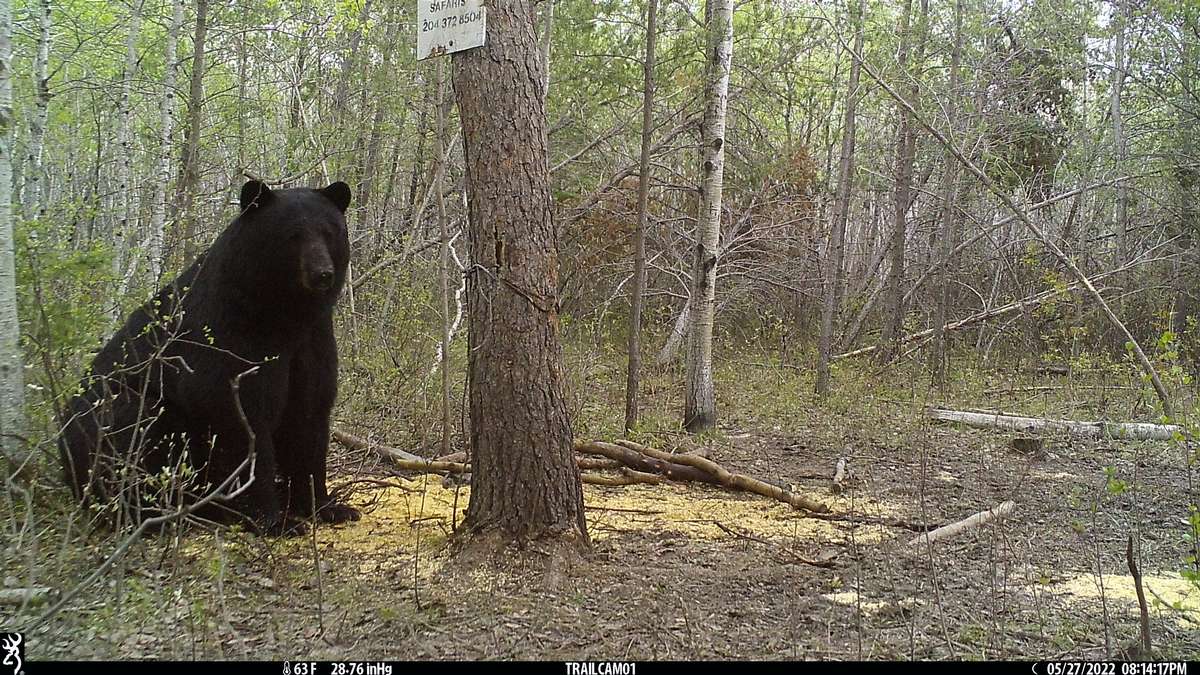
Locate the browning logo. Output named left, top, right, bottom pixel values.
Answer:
left=0, top=634, right=22, bottom=675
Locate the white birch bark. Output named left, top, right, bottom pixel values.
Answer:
left=0, top=0, right=26, bottom=466
left=928, top=409, right=1183, bottom=441
left=656, top=302, right=690, bottom=367
left=22, top=0, right=50, bottom=223
left=683, top=0, right=733, bottom=433
left=147, top=0, right=182, bottom=283
left=111, top=0, right=144, bottom=318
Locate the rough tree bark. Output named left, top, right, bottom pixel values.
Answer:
left=539, top=0, right=554, bottom=100
left=452, top=0, right=588, bottom=546
left=625, top=0, right=658, bottom=434
left=816, top=0, right=863, bottom=397
left=684, top=0, right=733, bottom=434
left=0, top=0, right=25, bottom=469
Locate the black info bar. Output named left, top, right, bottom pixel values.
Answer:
left=13, top=661, right=1198, bottom=675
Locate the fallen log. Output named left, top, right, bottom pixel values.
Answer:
left=339, top=432, right=666, bottom=476
left=984, top=384, right=1137, bottom=395
left=577, top=457, right=624, bottom=471
left=614, top=440, right=830, bottom=513
left=582, top=469, right=663, bottom=486
left=337, top=431, right=829, bottom=513
left=908, top=501, right=1016, bottom=548
left=332, top=430, right=470, bottom=473
left=928, top=408, right=1184, bottom=441
left=0, top=587, right=53, bottom=606
left=575, top=441, right=720, bottom=484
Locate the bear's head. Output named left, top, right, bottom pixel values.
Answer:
left=233, top=180, right=352, bottom=307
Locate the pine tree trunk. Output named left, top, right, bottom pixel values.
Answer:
left=0, top=0, right=24, bottom=469
left=404, top=73, right=432, bottom=233
left=333, top=0, right=373, bottom=125
left=539, top=0, right=554, bottom=99
left=625, top=0, right=658, bottom=434
left=683, top=0, right=733, bottom=434
left=816, top=0, right=863, bottom=397
left=452, top=0, right=588, bottom=546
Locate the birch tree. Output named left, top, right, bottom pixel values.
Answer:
left=111, top=0, right=144, bottom=312
left=683, top=0, right=733, bottom=434
left=147, top=0, right=183, bottom=283
left=22, top=0, right=50, bottom=223
left=0, top=0, right=24, bottom=468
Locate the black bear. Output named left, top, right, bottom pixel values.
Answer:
left=59, top=180, right=361, bottom=533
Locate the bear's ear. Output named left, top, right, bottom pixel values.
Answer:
left=320, top=181, right=352, bottom=213
left=239, top=180, right=275, bottom=212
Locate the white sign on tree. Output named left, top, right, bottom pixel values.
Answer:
left=417, top=0, right=487, bottom=60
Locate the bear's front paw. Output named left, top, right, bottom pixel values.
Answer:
left=318, top=501, right=361, bottom=524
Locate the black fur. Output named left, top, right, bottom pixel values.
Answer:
left=59, top=181, right=361, bottom=533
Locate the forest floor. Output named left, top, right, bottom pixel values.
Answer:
left=7, top=345, right=1200, bottom=661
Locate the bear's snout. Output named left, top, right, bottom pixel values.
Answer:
left=304, top=263, right=335, bottom=292
left=313, top=269, right=334, bottom=290
left=300, top=239, right=338, bottom=293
